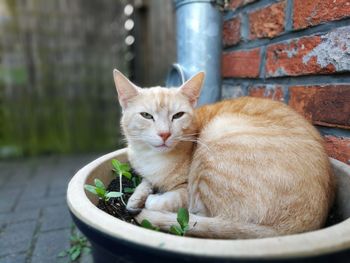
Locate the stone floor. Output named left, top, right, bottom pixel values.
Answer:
left=0, top=154, right=99, bottom=263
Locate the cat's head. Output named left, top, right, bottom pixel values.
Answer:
left=113, top=69, right=204, bottom=152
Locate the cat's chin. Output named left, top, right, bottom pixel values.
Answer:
left=152, top=144, right=174, bottom=153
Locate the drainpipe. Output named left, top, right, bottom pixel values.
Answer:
left=166, top=0, right=223, bottom=106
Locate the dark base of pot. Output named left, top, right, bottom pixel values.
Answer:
left=71, top=212, right=350, bottom=263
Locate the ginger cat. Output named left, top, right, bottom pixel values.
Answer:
left=113, top=69, right=334, bottom=239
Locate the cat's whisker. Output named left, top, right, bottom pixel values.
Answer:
left=176, top=137, right=212, bottom=154
left=181, top=132, right=200, bottom=136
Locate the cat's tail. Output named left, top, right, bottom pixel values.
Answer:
left=136, top=209, right=279, bottom=239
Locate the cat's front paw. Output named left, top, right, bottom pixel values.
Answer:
left=126, top=180, right=153, bottom=215
left=126, top=197, right=143, bottom=215
left=126, top=202, right=142, bottom=216
left=145, top=192, right=179, bottom=212
left=145, top=194, right=163, bottom=211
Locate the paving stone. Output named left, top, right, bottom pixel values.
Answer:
left=0, top=220, right=37, bottom=257
left=0, top=188, right=22, bottom=213
left=0, top=252, right=26, bottom=263
left=0, top=209, right=40, bottom=225
left=15, top=195, right=65, bottom=212
left=47, top=174, right=72, bottom=198
left=31, top=228, right=71, bottom=263
left=59, top=154, right=98, bottom=170
left=79, top=250, right=93, bottom=263
left=18, top=183, right=49, bottom=202
left=47, top=185, right=67, bottom=198
left=41, top=205, right=72, bottom=232
left=0, top=155, right=98, bottom=262
left=3, top=162, right=33, bottom=188
left=28, top=169, right=54, bottom=186
left=0, top=168, right=11, bottom=188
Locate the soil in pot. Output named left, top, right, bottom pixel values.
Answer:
left=96, top=172, right=138, bottom=225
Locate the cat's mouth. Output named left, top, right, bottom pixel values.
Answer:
left=155, top=143, right=169, bottom=148
left=153, top=143, right=173, bottom=151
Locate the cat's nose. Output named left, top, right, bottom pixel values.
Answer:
left=158, top=132, right=171, bottom=142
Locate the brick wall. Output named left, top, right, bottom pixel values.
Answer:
left=222, top=0, right=350, bottom=165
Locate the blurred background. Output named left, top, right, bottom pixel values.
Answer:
left=0, top=0, right=175, bottom=158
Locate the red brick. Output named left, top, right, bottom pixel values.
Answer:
left=288, top=85, right=350, bottom=129
left=249, top=85, right=284, bottom=101
left=223, top=17, right=241, bottom=47
left=222, top=48, right=261, bottom=78
left=229, top=0, right=257, bottom=10
left=249, top=1, right=286, bottom=39
left=294, top=0, right=350, bottom=30
left=324, top=135, right=350, bottom=165
left=265, top=35, right=335, bottom=77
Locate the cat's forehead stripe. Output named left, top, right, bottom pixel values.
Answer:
left=143, top=87, right=179, bottom=111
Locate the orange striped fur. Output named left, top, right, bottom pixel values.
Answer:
left=113, top=69, right=335, bottom=239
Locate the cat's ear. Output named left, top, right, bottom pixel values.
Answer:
left=113, top=69, right=140, bottom=109
left=179, top=72, right=205, bottom=107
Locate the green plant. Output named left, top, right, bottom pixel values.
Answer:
left=141, top=219, right=160, bottom=231
left=112, top=159, right=132, bottom=179
left=84, top=178, right=123, bottom=201
left=170, top=208, right=190, bottom=236
left=58, top=233, right=91, bottom=261
left=124, top=175, right=142, bottom=193
left=112, top=159, right=141, bottom=195
left=140, top=208, right=190, bottom=236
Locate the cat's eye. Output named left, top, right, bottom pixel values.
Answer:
left=172, top=112, right=185, bottom=120
left=140, top=112, right=154, bottom=120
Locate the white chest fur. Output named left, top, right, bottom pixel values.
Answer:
left=127, top=145, right=177, bottom=186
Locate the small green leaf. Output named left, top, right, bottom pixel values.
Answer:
left=82, top=247, right=91, bottom=254
left=94, top=178, right=105, bottom=190
left=95, top=187, right=106, bottom=198
left=141, top=219, right=153, bottom=229
left=141, top=219, right=160, bottom=231
left=70, top=234, right=78, bottom=242
left=105, top=191, right=123, bottom=199
left=78, top=236, right=87, bottom=243
left=119, top=163, right=131, bottom=172
left=183, top=225, right=189, bottom=232
left=112, top=159, right=132, bottom=179
left=170, top=225, right=183, bottom=236
left=70, top=247, right=81, bottom=261
left=57, top=251, right=67, bottom=257
left=132, top=176, right=141, bottom=187
left=112, top=159, right=121, bottom=170
left=122, top=171, right=132, bottom=180
left=124, top=187, right=135, bottom=193
left=177, top=208, right=189, bottom=230
left=84, top=185, right=97, bottom=195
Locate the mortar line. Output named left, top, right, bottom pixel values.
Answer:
left=222, top=74, right=350, bottom=86
left=259, top=46, right=267, bottom=79
left=25, top=208, right=43, bottom=263
left=0, top=251, right=27, bottom=260
left=10, top=159, right=38, bottom=212
left=223, top=18, right=350, bottom=52
left=224, top=0, right=282, bottom=20
left=318, top=127, right=350, bottom=138
left=285, top=0, right=293, bottom=32
left=240, top=12, right=249, bottom=42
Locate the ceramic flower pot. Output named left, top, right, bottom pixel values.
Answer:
left=67, top=148, right=350, bottom=263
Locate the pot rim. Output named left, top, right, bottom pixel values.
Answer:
left=67, top=148, right=350, bottom=259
